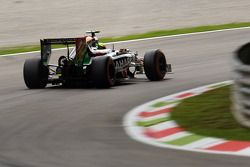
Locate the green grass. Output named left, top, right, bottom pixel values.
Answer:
left=171, top=86, right=250, bottom=141
left=0, top=44, right=71, bottom=55
left=1, top=22, right=250, bottom=55
left=100, top=22, right=250, bottom=43
left=0, top=45, right=40, bottom=55
left=151, top=101, right=179, bottom=108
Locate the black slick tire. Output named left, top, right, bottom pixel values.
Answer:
left=23, top=58, right=48, bottom=89
left=90, top=56, right=115, bottom=88
left=144, top=49, right=167, bottom=81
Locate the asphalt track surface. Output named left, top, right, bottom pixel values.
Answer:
left=1, top=0, right=250, bottom=47
left=0, top=29, right=250, bottom=167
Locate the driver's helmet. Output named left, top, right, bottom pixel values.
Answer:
left=86, top=36, right=97, bottom=47
left=86, top=36, right=106, bottom=49
left=97, top=42, right=106, bottom=49
left=86, top=36, right=93, bottom=43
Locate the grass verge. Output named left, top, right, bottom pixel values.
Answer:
left=171, top=85, right=250, bottom=141
left=1, top=22, right=250, bottom=55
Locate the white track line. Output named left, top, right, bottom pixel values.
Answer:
left=108, top=26, right=250, bottom=44
left=1, top=26, right=250, bottom=57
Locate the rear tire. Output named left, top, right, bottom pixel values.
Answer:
left=144, top=49, right=167, bottom=81
left=90, top=56, right=115, bottom=88
left=23, top=58, right=48, bottom=89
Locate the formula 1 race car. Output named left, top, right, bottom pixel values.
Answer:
left=23, top=31, right=172, bottom=89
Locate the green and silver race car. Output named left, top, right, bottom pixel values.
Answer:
left=23, top=31, right=172, bottom=89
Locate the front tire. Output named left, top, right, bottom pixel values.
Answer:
left=144, top=49, right=167, bottom=81
left=23, top=58, right=48, bottom=89
left=90, top=56, right=115, bottom=88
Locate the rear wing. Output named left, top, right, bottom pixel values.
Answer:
left=41, top=38, right=78, bottom=45
left=40, top=37, right=87, bottom=65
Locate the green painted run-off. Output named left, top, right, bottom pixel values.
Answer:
left=165, top=134, right=205, bottom=146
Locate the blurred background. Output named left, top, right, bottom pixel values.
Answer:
left=1, top=0, right=250, bottom=47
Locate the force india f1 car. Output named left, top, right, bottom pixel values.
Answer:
left=23, top=31, right=172, bottom=89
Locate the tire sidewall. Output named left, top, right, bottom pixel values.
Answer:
left=23, top=58, right=48, bottom=89
left=155, top=50, right=166, bottom=79
left=91, top=56, right=115, bottom=88
left=144, top=49, right=167, bottom=81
